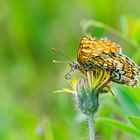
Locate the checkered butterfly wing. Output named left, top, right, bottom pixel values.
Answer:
left=77, top=36, right=140, bottom=87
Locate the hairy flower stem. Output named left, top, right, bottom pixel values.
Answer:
left=87, top=114, right=95, bottom=140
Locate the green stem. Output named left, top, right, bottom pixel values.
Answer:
left=87, top=115, right=95, bottom=140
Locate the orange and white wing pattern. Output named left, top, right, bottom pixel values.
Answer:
left=77, top=36, right=121, bottom=64
left=77, top=36, right=140, bottom=87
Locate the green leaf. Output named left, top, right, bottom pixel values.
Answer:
left=97, top=117, right=140, bottom=137
left=128, top=116, right=140, bottom=130
left=116, top=87, right=140, bottom=116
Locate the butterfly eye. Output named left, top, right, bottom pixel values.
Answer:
left=73, top=63, right=79, bottom=70
left=69, top=62, right=79, bottom=70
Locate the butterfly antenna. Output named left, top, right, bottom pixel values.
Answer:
left=52, top=60, right=70, bottom=64
left=52, top=48, right=75, bottom=79
left=53, top=61, right=74, bottom=79
left=51, top=48, right=73, bottom=62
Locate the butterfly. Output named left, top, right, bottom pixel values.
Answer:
left=72, top=36, right=140, bottom=87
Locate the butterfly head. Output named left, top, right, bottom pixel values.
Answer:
left=69, top=62, right=79, bottom=70
left=65, top=62, right=80, bottom=80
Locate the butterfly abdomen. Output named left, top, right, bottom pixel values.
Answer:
left=110, top=53, right=140, bottom=86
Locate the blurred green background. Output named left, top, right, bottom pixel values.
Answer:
left=1, top=0, right=140, bottom=140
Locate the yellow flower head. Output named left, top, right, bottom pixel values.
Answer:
left=76, top=69, right=111, bottom=115
left=54, top=69, right=112, bottom=115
